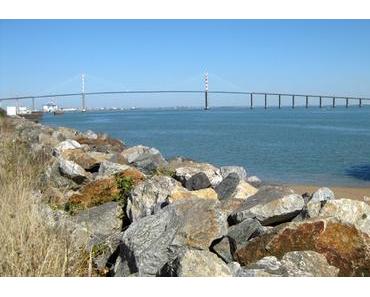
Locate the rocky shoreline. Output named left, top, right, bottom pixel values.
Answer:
left=1, top=113, right=370, bottom=277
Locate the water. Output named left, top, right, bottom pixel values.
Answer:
left=42, top=107, right=370, bottom=187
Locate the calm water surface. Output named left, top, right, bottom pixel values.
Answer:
left=42, top=107, right=370, bottom=187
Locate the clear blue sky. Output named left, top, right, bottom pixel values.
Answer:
left=1, top=20, right=370, bottom=108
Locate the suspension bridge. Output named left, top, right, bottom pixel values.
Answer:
left=0, top=73, right=369, bottom=112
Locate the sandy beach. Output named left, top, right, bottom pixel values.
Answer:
left=288, top=184, right=370, bottom=202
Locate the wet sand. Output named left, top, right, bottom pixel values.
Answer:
left=288, top=184, right=370, bottom=202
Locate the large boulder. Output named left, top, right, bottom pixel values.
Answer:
left=234, top=217, right=370, bottom=276
left=246, top=176, right=262, bottom=188
left=115, top=206, right=181, bottom=276
left=171, top=159, right=223, bottom=188
left=120, top=145, right=167, bottom=173
left=126, top=176, right=180, bottom=222
left=231, top=251, right=339, bottom=277
left=58, top=157, right=91, bottom=184
left=215, top=173, right=257, bottom=200
left=169, top=186, right=218, bottom=202
left=183, top=172, right=211, bottom=190
left=76, top=134, right=125, bottom=153
left=72, top=202, right=123, bottom=249
left=115, top=199, right=228, bottom=276
left=307, top=187, right=336, bottom=217
left=61, top=149, right=102, bottom=172
left=314, top=198, right=370, bottom=235
left=210, top=237, right=233, bottom=263
left=229, top=185, right=304, bottom=226
left=220, top=166, right=247, bottom=180
left=227, top=218, right=265, bottom=255
left=45, top=158, right=79, bottom=190
left=97, top=160, right=131, bottom=177
left=54, top=139, right=81, bottom=155
left=165, top=249, right=232, bottom=277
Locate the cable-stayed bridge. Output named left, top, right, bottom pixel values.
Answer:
left=1, top=73, right=369, bottom=111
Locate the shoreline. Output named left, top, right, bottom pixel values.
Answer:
left=287, top=184, right=370, bottom=201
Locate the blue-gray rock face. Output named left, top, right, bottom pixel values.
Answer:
left=121, top=145, right=167, bottom=174
left=229, top=185, right=304, bottom=226
left=230, top=251, right=339, bottom=277
left=126, top=175, right=180, bottom=222
left=220, top=166, right=247, bottom=180
left=115, top=199, right=228, bottom=276
left=184, top=172, right=211, bottom=190
left=227, top=218, right=265, bottom=255
left=210, top=237, right=233, bottom=263
left=307, top=187, right=336, bottom=217
left=215, top=173, right=241, bottom=200
left=164, top=249, right=232, bottom=277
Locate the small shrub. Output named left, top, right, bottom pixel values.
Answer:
left=155, top=166, right=176, bottom=178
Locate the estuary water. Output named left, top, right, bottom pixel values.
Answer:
left=42, top=107, right=370, bottom=187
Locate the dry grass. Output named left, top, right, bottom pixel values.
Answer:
left=0, top=118, right=90, bottom=276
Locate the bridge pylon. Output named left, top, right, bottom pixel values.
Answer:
left=204, top=72, right=209, bottom=110
left=81, top=74, right=86, bottom=112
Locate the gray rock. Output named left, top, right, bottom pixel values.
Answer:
left=311, top=187, right=335, bottom=203
left=73, top=202, right=123, bottom=250
left=54, top=139, right=81, bottom=156
left=220, top=166, right=247, bottom=180
left=126, top=175, right=179, bottom=222
left=97, top=160, right=130, bottom=177
left=115, top=206, right=181, bottom=276
left=246, top=176, right=262, bottom=187
left=45, top=158, right=80, bottom=190
left=184, top=172, right=211, bottom=190
left=58, top=157, right=90, bottom=184
left=121, top=145, right=167, bottom=174
left=115, top=199, right=228, bottom=276
left=167, top=249, right=232, bottom=277
left=173, top=161, right=223, bottom=188
left=315, top=198, right=370, bottom=235
left=84, top=130, right=98, bottom=139
left=233, top=251, right=339, bottom=277
left=215, top=173, right=241, bottom=200
left=229, top=185, right=304, bottom=225
left=211, top=237, right=233, bottom=263
left=280, top=251, right=339, bottom=277
left=307, top=187, right=335, bottom=217
left=227, top=218, right=265, bottom=255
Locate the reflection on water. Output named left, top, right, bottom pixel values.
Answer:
left=345, top=164, right=370, bottom=181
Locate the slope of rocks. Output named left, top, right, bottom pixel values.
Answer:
left=3, top=114, right=370, bottom=277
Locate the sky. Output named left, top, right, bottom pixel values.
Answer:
left=1, top=20, right=370, bottom=108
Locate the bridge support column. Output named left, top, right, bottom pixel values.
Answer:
left=264, top=94, right=267, bottom=109
left=319, top=96, right=322, bottom=108
left=81, top=93, right=86, bottom=112
left=278, top=94, right=281, bottom=109
left=333, top=97, right=336, bottom=108
left=204, top=91, right=208, bottom=110
left=32, top=97, right=35, bottom=111
left=250, top=93, right=253, bottom=109
left=346, top=98, right=349, bottom=108
left=305, top=96, right=308, bottom=108
left=292, top=95, right=295, bottom=109
left=359, top=98, right=362, bottom=108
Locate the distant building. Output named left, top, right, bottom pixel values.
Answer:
left=6, top=106, right=17, bottom=116
left=18, top=106, right=31, bottom=114
left=43, top=102, right=59, bottom=112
